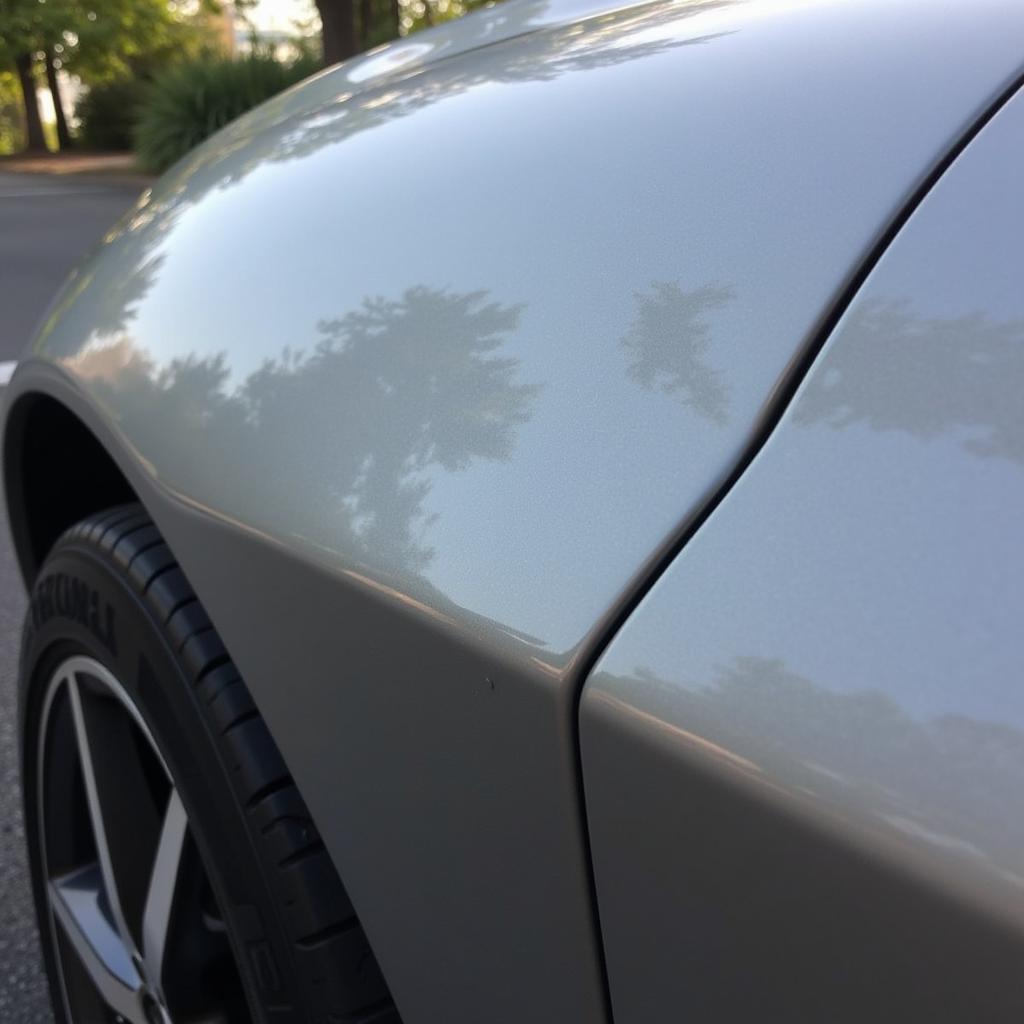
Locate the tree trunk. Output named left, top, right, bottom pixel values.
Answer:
left=360, top=0, right=373, bottom=46
left=390, top=0, right=401, bottom=37
left=421, top=0, right=435, bottom=26
left=44, top=51, right=71, bottom=152
left=315, top=0, right=358, bottom=66
left=15, top=53, right=48, bottom=153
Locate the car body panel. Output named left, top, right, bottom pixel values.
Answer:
left=234, top=0, right=652, bottom=121
left=581, top=85, right=1024, bottom=1022
left=5, top=0, right=1024, bottom=1019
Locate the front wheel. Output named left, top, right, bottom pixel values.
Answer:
left=19, top=504, right=398, bottom=1024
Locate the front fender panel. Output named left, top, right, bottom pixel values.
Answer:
left=7, top=1, right=1024, bottom=1020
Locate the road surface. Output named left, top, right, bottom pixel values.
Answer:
left=0, top=170, right=144, bottom=363
left=0, top=168, right=145, bottom=1021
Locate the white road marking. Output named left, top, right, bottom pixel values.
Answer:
left=0, top=361, right=17, bottom=385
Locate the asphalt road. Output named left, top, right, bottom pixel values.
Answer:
left=0, top=503, right=49, bottom=1023
left=0, top=170, right=145, bottom=1021
left=0, top=170, right=144, bottom=361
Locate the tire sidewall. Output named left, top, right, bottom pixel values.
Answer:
left=20, top=539, right=300, bottom=1023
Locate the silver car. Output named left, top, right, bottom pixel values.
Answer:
left=4, top=0, right=1024, bottom=1020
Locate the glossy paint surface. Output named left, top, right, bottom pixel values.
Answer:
left=24, top=0, right=1024, bottom=660
left=581, top=87, right=1024, bottom=1022
left=6, top=0, right=1024, bottom=1020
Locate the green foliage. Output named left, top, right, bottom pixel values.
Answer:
left=398, top=0, right=493, bottom=39
left=0, top=0, right=209, bottom=82
left=41, top=114, right=58, bottom=151
left=0, top=0, right=46, bottom=68
left=76, top=77, right=148, bottom=151
left=0, top=0, right=224, bottom=152
left=0, top=69, right=23, bottom=154
left=66, top=0, right=213, bottom=85
left=134, top=52, right=319, bottom=173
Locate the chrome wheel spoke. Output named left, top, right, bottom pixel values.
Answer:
left=39, top=655, right=247, bottom=1023
left=48, top=864, right=146, bottom=1023
left=67, top=669, right=168, bottom=958
left=67, top=674, right=138, bottom=954
left=142, top=788, right=189, bottom=999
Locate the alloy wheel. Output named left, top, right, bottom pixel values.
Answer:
left=36, top=655, right=248, bottom=1024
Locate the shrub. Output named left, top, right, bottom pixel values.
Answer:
left=134, top=53, right=319, bottom=173
left=76, top=78, right=148, bottom=152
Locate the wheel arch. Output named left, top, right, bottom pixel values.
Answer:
left=4, top=390, right=139, bottom=588
left=4, top=383, right=406, bottom=1021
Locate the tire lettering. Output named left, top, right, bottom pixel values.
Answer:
left=31, top=573, right=117, bottom=655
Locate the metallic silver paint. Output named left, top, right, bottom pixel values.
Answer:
left=5, top=0, right=1024, bottom=1019
left=581, top=83, right=1024, bottom=1022
left=20, top=0, right=1024, bottom=657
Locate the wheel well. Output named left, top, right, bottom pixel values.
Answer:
left=4, top=393, right=139, bottom=585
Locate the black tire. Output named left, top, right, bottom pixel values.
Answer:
left=20, top=503, right=399, bottom=1024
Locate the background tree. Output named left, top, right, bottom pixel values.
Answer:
left=317, top=0, right=494, bottom=67
left=0, top=0, right=48, bottom=151
left=314, top=0, right=358, bottom=65
left=0, top=0, right=219, bottom=153
left=0, top=69, right=25, bottom=151
left=43, top=48, right=70, bottom=149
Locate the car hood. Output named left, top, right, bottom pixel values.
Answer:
left=13, top=0, right=1024, bottom=666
